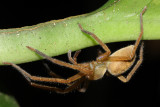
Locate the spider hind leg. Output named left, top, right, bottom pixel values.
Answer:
left=117, top=42, right=144, bottom=82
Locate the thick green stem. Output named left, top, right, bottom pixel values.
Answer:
left=0, top=0, right=159, bottom=65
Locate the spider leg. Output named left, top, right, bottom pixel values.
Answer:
left=43, top=63, right=62, bottom=78
left=73, top=50, right=81, bottom=63
left=68, top=50, right=81, bottom=65
left=68, top=50, right=77, bottom=64
left=78, top=79, right=90, bottom=93
left=117, top=42, right=144, bottom=82
left=43, top=63, right=75, bottom=86
left=131, top=6, right=147, bottom=58
left=78, top=24, right=111, bottom=61
left=79, top=23, right=129, bottom=62
left=97, top=6, right=147, bottom=62
left=30, top=76, right=86, bottom=94
left=26, top=46, right=92, bottom=75
left=3, top=62, right=86, bottom=84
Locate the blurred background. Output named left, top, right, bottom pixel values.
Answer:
left=0, top=0, right=159, bottom=107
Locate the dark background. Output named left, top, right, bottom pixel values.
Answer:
left=0, top=0, right=159, bottom=107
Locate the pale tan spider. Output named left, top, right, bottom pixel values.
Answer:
left=4, top=6, right=147, bottom=93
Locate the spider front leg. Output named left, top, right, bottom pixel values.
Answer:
left=26, top=46, right=92, bottom=75
left=43, top=50, right=81, bottom=78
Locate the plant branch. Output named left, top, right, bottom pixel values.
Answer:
left=0, top=0, right=159, bottom=65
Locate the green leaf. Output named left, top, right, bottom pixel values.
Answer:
left=0, top=92, right=19, bottom=107
left=0, top=0, right=159, bottom=65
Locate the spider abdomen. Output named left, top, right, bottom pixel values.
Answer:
left=107, top=45, right=136, bottom=76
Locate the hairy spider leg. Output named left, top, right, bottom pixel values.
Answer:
left=79, top=6, right=147, bottom=62
left=68, top=50, right=90, bottom=92
left=43, top=63, right=62, bottom=78
left=117, top=42, right=144, bottom=82
left=43, top=52, right=87, bottom=89
left=4, top=45, right=90, bottom=92
left=3, top=61, right=88, bottom=93
left=73, top=50, right=81, bottom=62
left=78, top=79, right=90, bottom=93
left=31, top=76, right=86, bottom=94
left=108, top=6, right=147, bottom=61
left=5, top=61, right=86, bottom=93
left=78, top=24, right=111, bottom=61
left=43, top=50, right=81, bottom=78
left=26, top=46, right=92, bottom=75
left=68, top=50, right=81, bottom=64
left=43, top=49, right=82, bottom=79
left=3, top=62, right=86, bottom=84
left=43, top=63, right=73, bottom=87
left=130, top=6, right=146, bottom=58
left=44, top=49, right=89, bottom=92
left=79, top=23, right=130, bottom=61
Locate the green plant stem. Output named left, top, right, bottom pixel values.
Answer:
left=0, top=0, right=159, bottom=65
